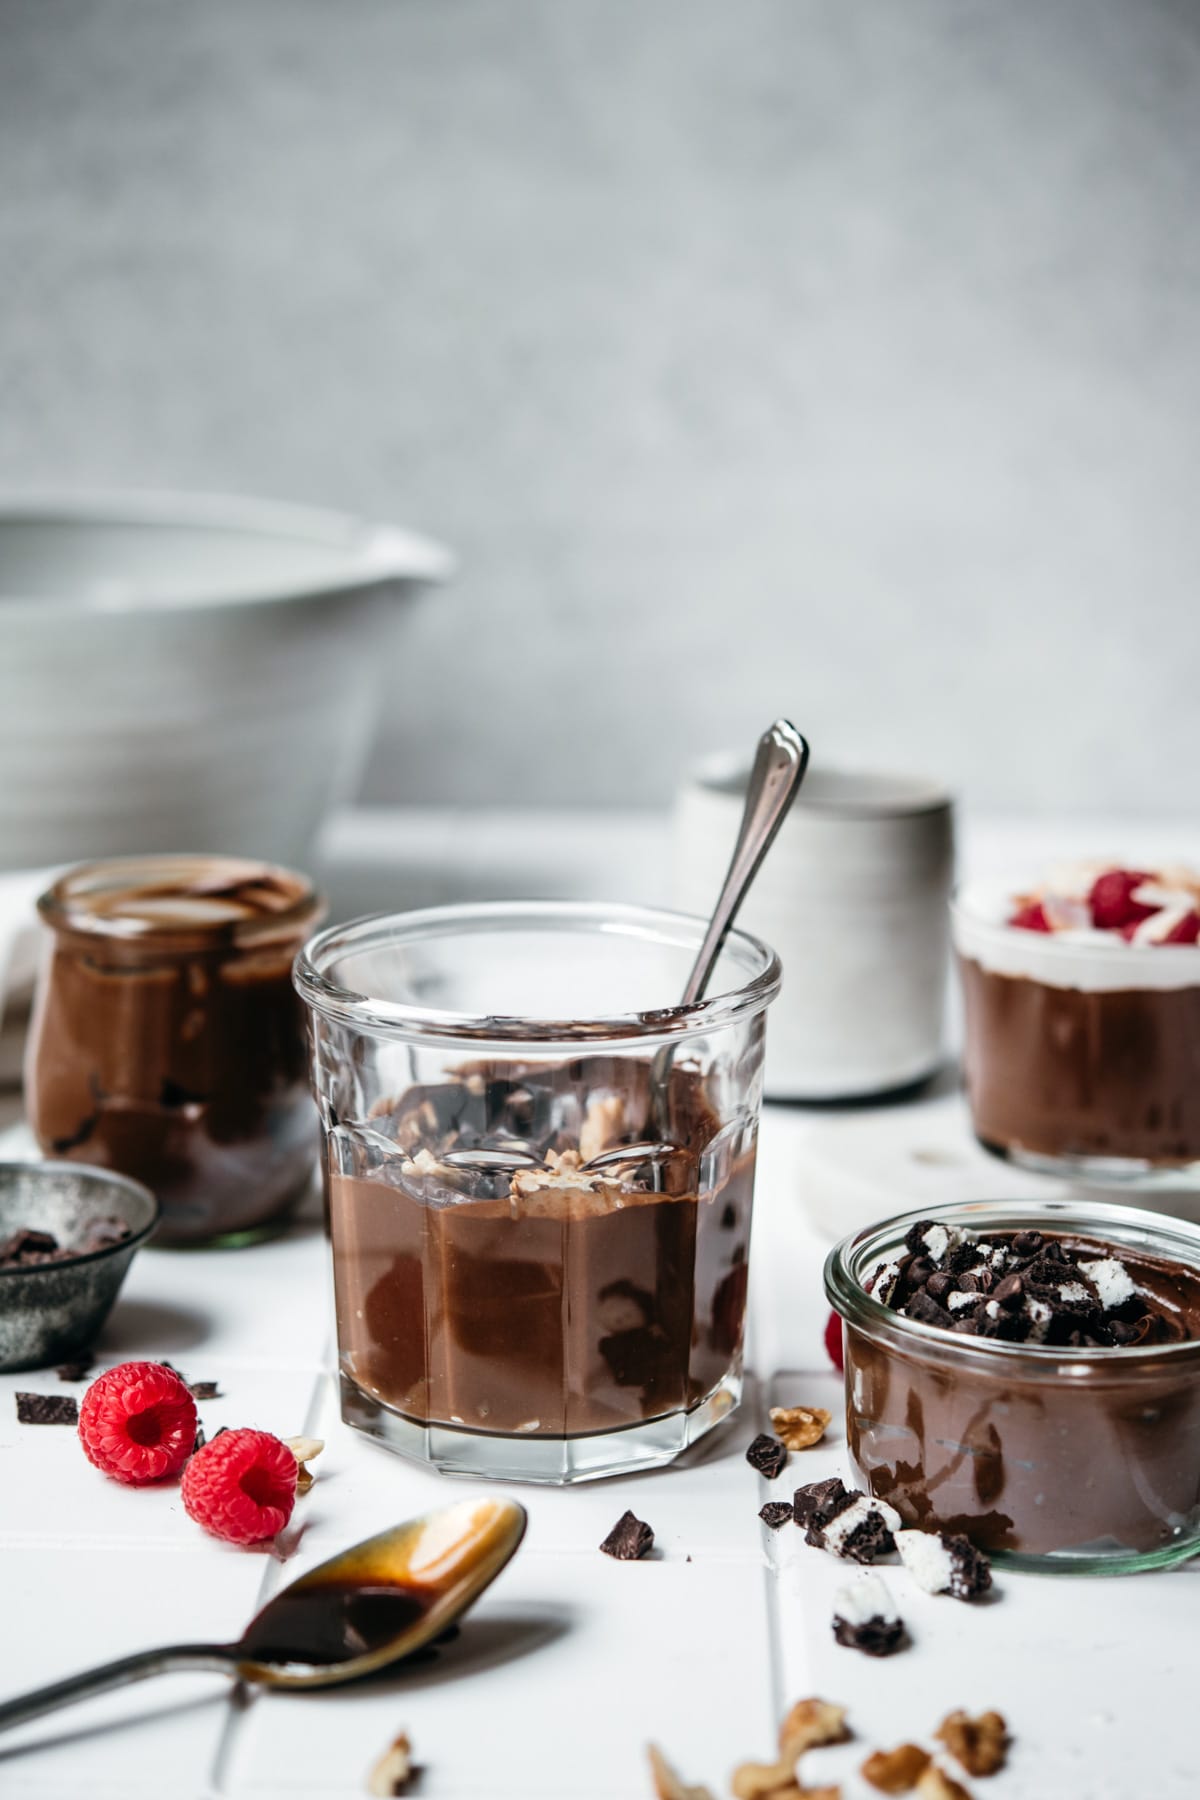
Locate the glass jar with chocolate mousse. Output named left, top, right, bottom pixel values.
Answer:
left=826, top=1198, right=1200, bottom=1573
left=294, top=901, right=781, bottom=1483
left=954, top=862, right=1200, bottom=1178
left=26, top=856, right=325, bottom=1247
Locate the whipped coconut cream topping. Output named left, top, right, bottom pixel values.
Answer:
left=954, top=871, right=1200, bottom=993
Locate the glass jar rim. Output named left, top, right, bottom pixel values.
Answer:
left=37, top=854, right=324, bottom=950
left=825, top=1196, right=1200, bottom=1370
left=294, top=899, right=782, bottom=1046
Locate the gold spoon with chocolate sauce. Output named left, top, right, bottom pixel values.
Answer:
left=0, top=1497, right=526, bottom=1735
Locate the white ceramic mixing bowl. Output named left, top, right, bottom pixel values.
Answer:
left=0, top=491, right=451, bottom=873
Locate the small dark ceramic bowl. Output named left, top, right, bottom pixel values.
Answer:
left=0, top=1161, right=159, bottom=1372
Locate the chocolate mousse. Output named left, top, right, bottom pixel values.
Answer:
left=327, top=1057, right=755, bottom=1442
left=26, top=857, right=324, bottom=1246
left=954, top=862, right=1200, bottom=1169
left=845, top=1216, right=1200, bottom=1558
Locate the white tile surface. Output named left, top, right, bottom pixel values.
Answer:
left=3, top=998, right=1200, bottom=1794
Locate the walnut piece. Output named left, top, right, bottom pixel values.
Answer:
left=935, top=1711, right=1008, bottom=1778
left=778, top=1698, right=850, bottom=1760
left=647, top=1743, right=716, bottom=1800
left=284, top=1435, right=324, bottom=1496
left=915, top=1766, right=972, bottom=1800
left=366, top=1730, right=414, bottom=1795
left=769, top=1406, right=832, bottom=1451
left=511, top=1148, right=609, bottom=1198
left=861, top=1744, right=932, bottom=1793
left=732, top=1759, right=798, bottom=1799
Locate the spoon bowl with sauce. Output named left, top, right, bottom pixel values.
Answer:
left=0, top=1497, right=526, bottom=1734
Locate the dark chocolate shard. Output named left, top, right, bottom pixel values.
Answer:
left=599, top=1509, right=654, bottom=1560
left=745, top=1433, right=788, bottom=1479
left=905, top=1288, right=953, bottom=1329
left=56, top=1354, right=95, bottom=1382
left=187, top=1380, right=221, bottom=1401
left=793, top=1475, right=852, bottom=1532
left=832, top=1572, right=906, bottom=1655
left=942, top=1532, right=992, bottom=1599
left=759, top=1501, right=795, bottom=1530
left=832, top=1612, right=907, bottom=1656
left=16, top=1392, right=79, bottom=1425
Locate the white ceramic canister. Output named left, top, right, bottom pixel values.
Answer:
left=672, top=762, right=955, bottom=1100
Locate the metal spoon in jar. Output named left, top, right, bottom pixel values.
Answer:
left=649, top=718, right=809, bottom=1136
left=0, top=1497, right=526, bottom=1735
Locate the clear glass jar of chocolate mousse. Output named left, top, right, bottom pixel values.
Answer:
left=26, top=856, right=325, bottom=1248
left=954, top=865, right=1200, bottom=1179
left=826, top=1199, right=1200, bottom=1574
left=294, top=901, right=781, bottom=1483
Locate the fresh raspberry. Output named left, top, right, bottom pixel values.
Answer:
left=1009, top=902, right=1052, bottom=933
left=1089, top=869, right=1155, bottom=931
left=824, top=1309, right=844, bottom=1372
left=182, top=1428, right=297, bottom=1545
left=1161, top=911, right=1200, bottom=946
left=78, top=1361, right=198, bottom=1486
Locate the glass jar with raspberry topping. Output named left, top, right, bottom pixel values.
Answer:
left=953, top=862, right=1200, bottom=1178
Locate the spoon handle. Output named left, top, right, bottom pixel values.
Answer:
left=679, top=719, right=809, bottom=1006
left=0, top=1643, right=236, bottom=1735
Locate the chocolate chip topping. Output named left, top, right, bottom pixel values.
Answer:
left=759, top=1501, right=795, bottom=1530
left=599, top=1509, right=654, bottom=1560
left=16, top=1392, right=79, bottom=1425
left=745, top=1433, right=788, bottom=1479
left=867, top=1220, right=1191, bottom=1348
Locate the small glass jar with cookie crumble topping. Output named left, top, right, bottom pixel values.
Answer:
left=826, top=1198, right=1200, bottom=1574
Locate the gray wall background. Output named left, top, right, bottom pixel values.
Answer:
left=3, top=0, right=1199, bottom=815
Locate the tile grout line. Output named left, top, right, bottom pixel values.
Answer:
left=206, top=1364, right=332, bottom=1797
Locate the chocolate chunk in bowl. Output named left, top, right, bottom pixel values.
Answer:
left=0, top=1161, right=158, bottom=1373
left=825, top=1199, right=1200, bottom=1573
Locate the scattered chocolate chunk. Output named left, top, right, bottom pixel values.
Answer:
left=187, top=1380, right=221, bottom=1401
left=793, top=1475, right=851, bottom=1532
left=746, top=1432, right=788, bottom=1478
left=56, top=1353, right=95, bottom=1382
left=16, top=1392, right=79, bottom=1425
left=600, top=1509, right=654, bottom=1560
left=193, top=1426, right=207, bottom=1453
left=935, top=1709, right=1008, bottom=1777
left=832, top=1572, right=906, bottom=1657
left=803, top=1486, right=901, bottom=1562
left=759, top=1501, right=795, bottom=1530
left=769, top=1403, right=831, bottom=1450
left=861, top=1744, right=932, bottom=1793
left=896, top=1529, right=992, bottom=1600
